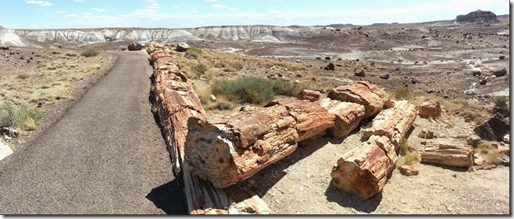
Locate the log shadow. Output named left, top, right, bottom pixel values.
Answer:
left=324, top=179, right=382, bottom=213
left=236, top=135, right=339, bottom=196
left=146, top=173, right=188, bottom=215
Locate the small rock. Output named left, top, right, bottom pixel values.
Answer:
left=398, top=165, right=419, bottom=176
left=479, top=79, right=487, bottom=85
left=466, top=135, right=482, bottom=148
left=127, top=42, right=143, bottom=51
left=483, top=164, right=497, bottom=170
left=380, top=74, right=390, bottom=80
left=492, top=68, right=507, bottom=77
left=176, top=42, right=190, bottom=52
left=354, top=68, right=366, bottom=77
left=323, top=62, right=335, bottom=71
left=418, top=101, right=442, bottom=119
left=503, top=134, right=509, bottom=143
left=0, top=140, right=13, bottom=161
left=297, top=89, right=320, bottom=102
left=418, top=128, right=435, bottom=139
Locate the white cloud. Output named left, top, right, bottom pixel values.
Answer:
left=172, top=6, right=180, bottom=9
left=144, top=0, right=157, bottom=2
left=56, top=11, right=66, bottom=14
left=92, top=8, right=106, bottom=12
left=212, top=4, right=227, bottom=9
left=203, top=0, right=218, bottom=1
left=25, top=0, right=53, bottom=6
left=212, top=4, right=238, bottom=11
left=73, top=0, right=84, bottom=2
left=64, top=14, right=79, bottom=17
left=148, top=3, right=160, bottom=9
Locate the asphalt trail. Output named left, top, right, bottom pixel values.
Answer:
left=0, top=51, right=187, bottom=214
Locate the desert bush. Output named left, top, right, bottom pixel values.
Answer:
left=272, top=79, right=306, bottom=97
left=209, top=100, right=234, bottom=111
left=0, top=104, right=43, bottom=131
left=16, top=74, right=29, bottom=80
left=186, top=48, right=202, bottom=59
left=394, top=88, right=411, bottom=100
left=460, top=110, right=485, bottom=124
left=494, top=96, right=508, bottom=109
left=402, top=152, right=421, bottom=165
left=36, top=64, right=47, bottom=68
left=65, top=52, right=78, bottom=57
left=81, top=49, right=99, bottom=57
left=211, top=77, right=275, bottom=105
left=193, top=63, right=208, bottom=75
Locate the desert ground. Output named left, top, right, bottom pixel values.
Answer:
left=0, top=13, right=510, bottom=215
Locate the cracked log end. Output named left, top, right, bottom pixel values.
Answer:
left=331, top=136, right=396, bottom=200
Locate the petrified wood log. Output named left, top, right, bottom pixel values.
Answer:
left=361, top=100, right=417, bottom=151
left=327, top=81, right=394, bottom=118
left=266, top=99, right=336, bottom=141
left=185, top=99, right=336, bottom=188
left=319, top=98, right=366, bottom=138
left=331, top=135, right=397, bottom=200
left=147, top=41, right=270, bottom=214
left=420, top=144, right=474, bottom=168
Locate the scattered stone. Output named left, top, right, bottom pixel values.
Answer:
left=483, top=164, right=497, bottom=170
left=127, top=42, right=143, bottom=51
left=325, top=56, right=331, bottom=61
left=411, top=78, right=417, bottom=84
left=354, top=68, right=366, bottom=77
left=479, top=78, right=487, bottom=85
left=492, top=68, right=507, bottom=77
left=499, top=55, right=505, bottom=60
left=503, top=134, right=509, bottom=143
left=472, top=70, right=482, bottom=77
left=297, top=89, right=321, bottom=102
left=379, top=74, right=389, bottom=80
left=466, top=135, right=482, bottom=148
left=417, top=100, right=442, bottom=119
left=176, top=42, right=190, bottom=52
left=474, top=153, right=485, bottom=166
left=473, top=113, right=510, bottom=141
left=398, top=165, right=419, bottom=176
left=323, top=62, right=335, bottom=71
left=418, top=128, right=435, bottom=139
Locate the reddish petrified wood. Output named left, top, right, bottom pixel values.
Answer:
left=327, top=81, right=394, bottom=118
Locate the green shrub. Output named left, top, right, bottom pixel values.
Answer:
left=394, top=88, right=411, bottom=100
left=494, top=96, right=508, bottom=109
left=402, top=152, right=420, bottom=165
left=81, top=49, right=100, bottom=57
left=0, top=104, right=43, bottom=131
left=193, top=64, right=208, bottom=75
left=16, top=74, right=29, bottom=80
left=272, top=79, right=306, bottom=97
left=211, top=77, right=275, bottom=105
left=36, top=64, right=47, bottom=68
left=186, top=48, right=202, bottom=59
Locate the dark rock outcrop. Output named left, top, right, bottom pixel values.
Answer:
left=473, top=113, right=510, bottom=141
left=456, top=10, right=500, bottom=24
left=127, top=42, right=142, bottom=51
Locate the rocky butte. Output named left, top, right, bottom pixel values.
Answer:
left=456, top=9, right=500, bottom=24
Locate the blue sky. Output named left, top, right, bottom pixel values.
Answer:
left=1, top=0, right=509, bottom=29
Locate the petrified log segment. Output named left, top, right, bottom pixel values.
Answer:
left=147, top=41, right=270, bottom=214
left=420, top=144, right=474, bottom=168
left=185, top=106, right=299, bottom=188
left=297, top=89, right=321, bottom=102
left=319, top=98, right=366, bottom=138
left=361, top=100, right=417, bottom=150
left=266, top=99, right=335, bottom=141
left=185, top=99, right=335, bottom=188
left=331, top=135, right=397, bottom=200
left=327, top=81, right=394, bottom=118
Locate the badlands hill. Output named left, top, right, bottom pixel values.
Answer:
left=0, top=10, right=506, bottom=47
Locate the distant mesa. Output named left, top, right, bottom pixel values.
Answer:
left=456, top=9, right=500, bottom=24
